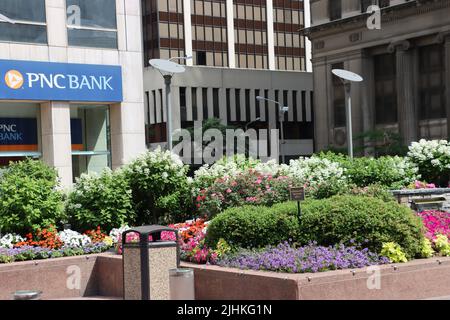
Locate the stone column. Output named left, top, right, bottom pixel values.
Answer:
left=361, top=51, right=375, bottom=155
left=40, top=102, right=73, bottom=187
left=311, top=56, right=330, bottom=151
left=437, top=32, right=450, bottom=138
left=388, top=40, right=418, bottom=145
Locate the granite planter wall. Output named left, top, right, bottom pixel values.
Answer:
left=391, top=188, right=450, bottom=211
left=3, top=254, right=450, bottom=300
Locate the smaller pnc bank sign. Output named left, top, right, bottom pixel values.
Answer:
left=0, top=118, right=83, bottom=152
left=0, top=59, right=123, bottom=102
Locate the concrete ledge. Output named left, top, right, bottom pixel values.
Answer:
left=3, top=253, right=450, bottom=300
left=184, top=257, right=450, bottom=300
left=0, top=252, right=121, bottom=300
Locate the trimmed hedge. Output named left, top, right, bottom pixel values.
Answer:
left=205, top=205, right=299, bottom=249
left=293, top=195, right=423, bottom=258
left=206, top=195, right=424, bottom=258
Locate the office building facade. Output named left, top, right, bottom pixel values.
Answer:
left=305, top=0, right=450, bottom=153
left=142, top=0, right=314, bottom=162
left=0, top=0, right=146, bottom=186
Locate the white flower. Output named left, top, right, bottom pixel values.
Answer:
left=109, top=225, right=131, bottom=244
left=0, top=233, right=25, bottom=249
left=58, top=230, right=91, bottom=247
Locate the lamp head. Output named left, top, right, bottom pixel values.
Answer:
left=332, top=69, right=363, bottom=82
left=149, top=59, right=186, bottom=74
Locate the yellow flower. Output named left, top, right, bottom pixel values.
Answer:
left=103, top=236, right=113, bottom=247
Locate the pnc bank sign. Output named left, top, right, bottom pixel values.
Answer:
left=0, top=59, right=123, bottom=102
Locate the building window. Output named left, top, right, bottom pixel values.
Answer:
left=329, top=0, right=342, bottom=21
left=0, top=0, right=47, bottom=44
left=332, top=63, right=346, bottom=127
left=273, top=2, right=306, bottom=71
left=419, top=44, right=446, bottom=120
left=71, top=105, right=111, bottom=180
left=66, top=0, right=118, bottom=49
left=197, top=51, right=207, bottom=65
left=374, top=53, right=397, bottom=124
left=148, top=123, right=167, bottom=143
left=0, top=102, right=41, bottom=168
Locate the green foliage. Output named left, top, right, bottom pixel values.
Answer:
left=67, top=168, right=135, bottom=232
left=212, top=238, right=233, bottom=258
left=296, top=195, right=423, bottom=258
left=434, top=234, right=450, bottom=256
left=122, top=148, right=194, bottom=225
left=318, top=152, right=418, bottom=189
left=0, top=159, right=64, bottom=234
left=353, top=129, right=408, bottom=156
left=205, top=204, right=299, bottom=249
left=343, top=184, right=396, bottom=202
left=380, top=242, right=408, bottom=263
left=419, top=237, right=435, bottom=258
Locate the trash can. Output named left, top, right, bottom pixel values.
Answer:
left=169, top=268, right=195, bottom=300
left=122, top=225, right=179, bottom=300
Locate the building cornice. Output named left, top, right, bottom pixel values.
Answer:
left=302, top=0, right=450, bottom=39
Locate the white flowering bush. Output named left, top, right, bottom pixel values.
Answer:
left=67, top=168, right=134, bottom=232
left=193, top=154, right=260, bottom=192
left=0, top=234, right=25, bottom=249
left=58, top=229, right=91, bottom=247
left=109, top=225, right=131, bottom=244
left=122, top=147, right=193, bottom=225
left=407, top=139, right=450, bottom=184
left=284, top=156, right=349, bottom=199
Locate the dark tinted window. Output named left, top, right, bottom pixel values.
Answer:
left=374, top=53, right=397, bottom=124
left=419, top=44, right=446, bottom=120
left=329, top=0, right=342, bottom=21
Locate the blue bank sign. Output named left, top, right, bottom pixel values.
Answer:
left=0, top=59, right=123, bottom=102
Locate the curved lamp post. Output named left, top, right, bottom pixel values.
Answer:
left=149, top=56, right=192, bottom=151
left=331, top=69, right=363, bottom=159
left=256, top=96, right=289, bottom=164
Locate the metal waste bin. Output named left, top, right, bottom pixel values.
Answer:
left=122, top=225, right=179, bottom=300
left=169, top=268, right=195, bottom=300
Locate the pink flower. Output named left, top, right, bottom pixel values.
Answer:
left=226, top=188, right=232, bottom=193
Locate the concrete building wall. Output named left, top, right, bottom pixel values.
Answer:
left=143, top=67, right=314, bottom=160
left=0, top=0, right=146, bottom=186
left=306, top=0, right=450, bottom=152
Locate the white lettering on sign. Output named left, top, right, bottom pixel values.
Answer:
left=0, top=124, right=17, bottom=132
left=25, top=73, right=114, bottom=91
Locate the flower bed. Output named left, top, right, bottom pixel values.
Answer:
left=216, top=242, right=389, bottom=273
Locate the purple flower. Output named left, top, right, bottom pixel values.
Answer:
left=215, top=242, right=389, bottom=273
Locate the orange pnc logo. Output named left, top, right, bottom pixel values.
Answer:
left=5, top=70, right=24, bottom=89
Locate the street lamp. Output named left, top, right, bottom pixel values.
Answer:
left=331, top=69, right=363, bottom=159
left=149, top=56, right=192, bottom=151
left=256, top=96, right=289, bottom=164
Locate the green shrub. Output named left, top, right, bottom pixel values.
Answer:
left=296, top=195, right=423, bottom=258
left=343, top=184, right=395, bottom=202
left=67, top=168, right=134, bottom=232
left=0, top=159, right=64, bottom=234
left=205, top=204, right=299, bottom=249
left=122, top=147, right=194, bottom=225
left=318, top=152, right=418, bottom=189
